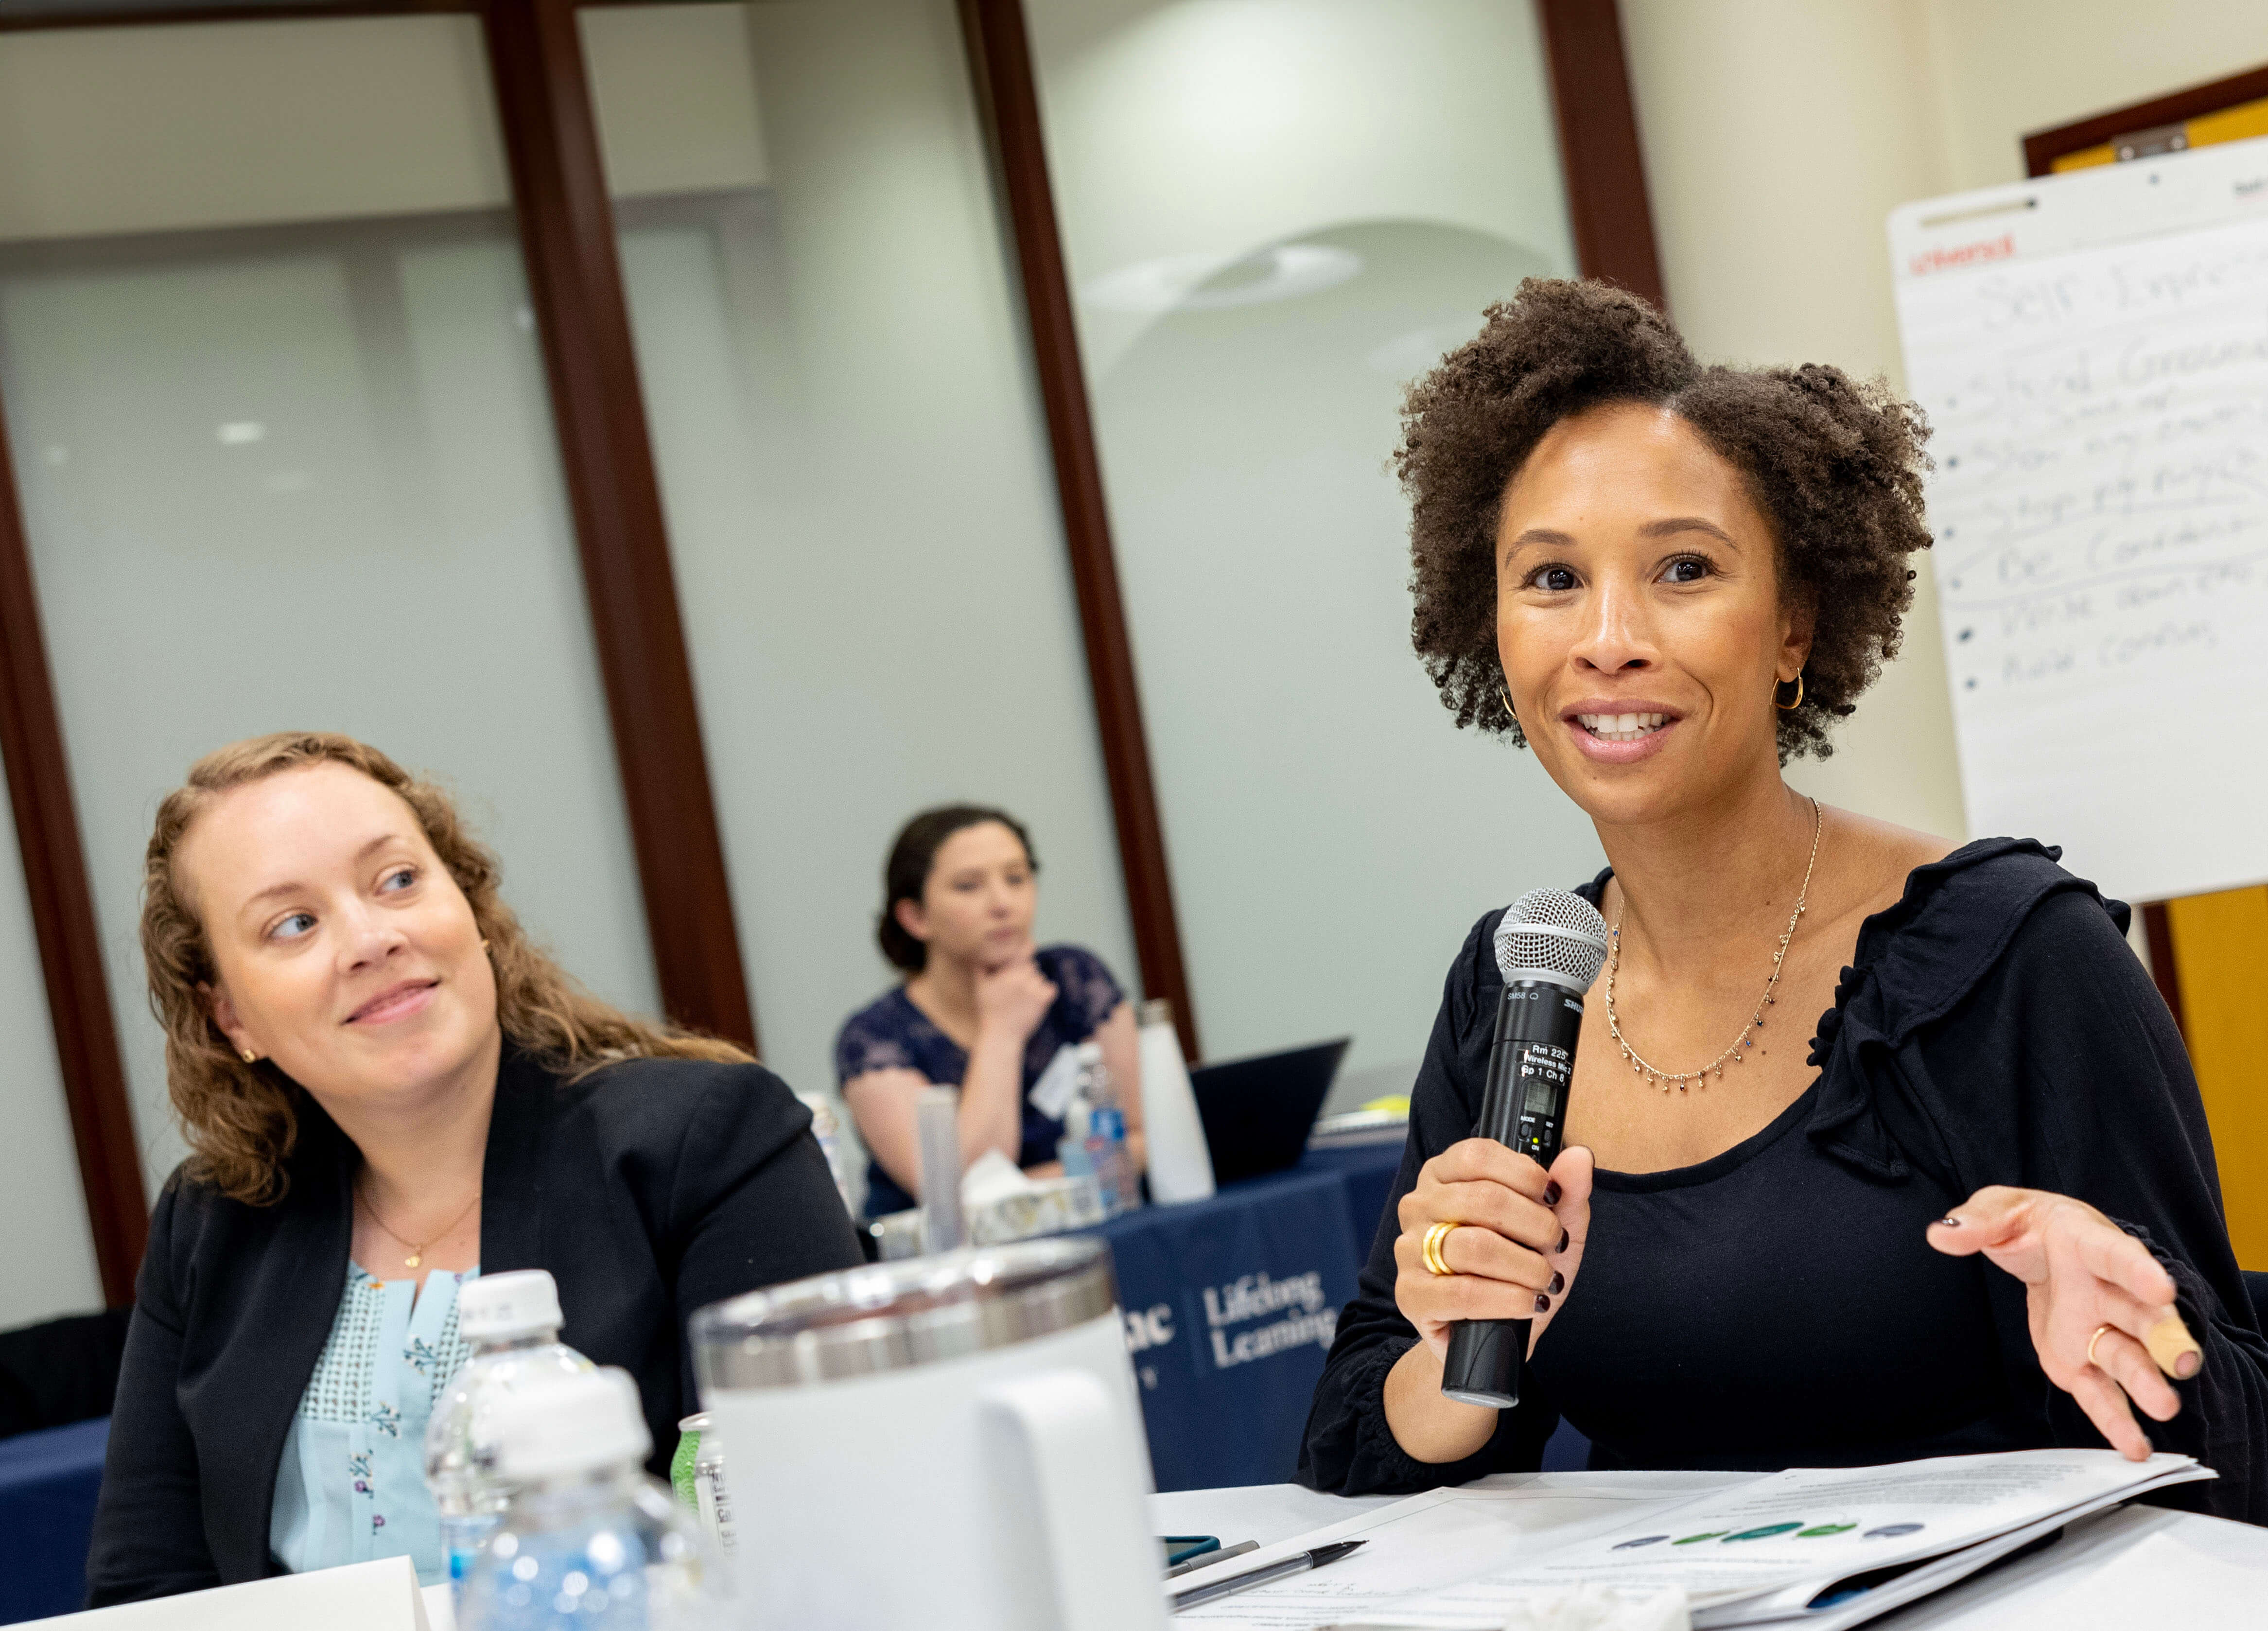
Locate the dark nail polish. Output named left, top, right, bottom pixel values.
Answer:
left=1548, top=1272, right=1565, bottom=1295
left=1558, top=1228, right=1570, bottom=1253
left=1543, top=1181, right=1562, bottom=1207
left=1535, top=1292, right=1552, bottom=1313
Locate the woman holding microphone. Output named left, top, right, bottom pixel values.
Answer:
left=1301, top=281, right=2268, bottom=1519
left=837, top=805, right=1142, bottom=1217
left=88, top=733, right=862, bottom=1601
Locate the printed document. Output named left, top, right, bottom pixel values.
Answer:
left=1172, top=1452, right=2210, bottom=1631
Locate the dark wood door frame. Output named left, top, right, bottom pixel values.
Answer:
left=1538, top=0, right=1668, bottom=304
left=956, top=0, right=1200, bottom=1062
left=482, top=0, right=757, bottom=1054
left=2022, top=63, right=2268, bottom=176
left=0, top=437, right=146, bottom=1309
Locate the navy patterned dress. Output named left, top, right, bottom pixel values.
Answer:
left=834, top=943, right=1125, bottom=1218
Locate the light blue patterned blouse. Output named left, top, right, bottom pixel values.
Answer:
left=269, top=1264, right=479, bottom=1584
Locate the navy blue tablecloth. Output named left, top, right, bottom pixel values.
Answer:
left=1092, top=1157, right=1404, bottom=1493
left=0, top=1416, right=106, bottom=1624
left=1092, top=1167, right=1357, bottom=1491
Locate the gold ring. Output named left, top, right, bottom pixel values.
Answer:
left=2087, top=1323, right=2115, bottom=1369
left=1422, top=1220, right=1459, bottom=1277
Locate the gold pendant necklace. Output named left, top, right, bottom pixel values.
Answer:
left=357, top=1182, right=481, bottom=1271
left=1605, top=796, right=1823, bottom=1093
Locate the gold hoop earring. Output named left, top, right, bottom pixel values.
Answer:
left=481, top=938, right=492, bottom=954
left=1776, top=671, right=1805, bottom=711
left=1500, top=686, right=1518, bottom=721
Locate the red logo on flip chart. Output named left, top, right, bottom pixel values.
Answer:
left=1909, top=232, right=2016, bottom=276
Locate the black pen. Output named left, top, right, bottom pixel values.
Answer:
left=1170, top=1540, right=1367, bottom=1613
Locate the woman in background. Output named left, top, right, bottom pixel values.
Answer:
left=88, top=733, right=861, bottom=1602
left=837, top=805, right=1142, bottom=1218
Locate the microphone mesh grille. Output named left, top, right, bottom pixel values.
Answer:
left=1494, top=888, right=1610, bottom=989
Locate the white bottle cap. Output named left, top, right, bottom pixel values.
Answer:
left=456, top=1269, right=564, bottom=1342
left=490, top=1366, right=652, bottom=1482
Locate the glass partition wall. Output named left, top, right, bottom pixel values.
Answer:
left=0, top=0, right=1648, bottom=1306
left=0, top=17, right=658, bottom=1196
left=578, top=2, right=1139, bottom=1196
left=1024, top=0, right=1608, bottom=1102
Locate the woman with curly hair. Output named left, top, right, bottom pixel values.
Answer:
left=87, top=734, right=861, bottom=1602
left=1301, top=280, right=2268, bottom=1518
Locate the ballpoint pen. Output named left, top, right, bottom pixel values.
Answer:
left=1167, top=1538, right=1257, bottom=1579
left=1170, top=1540, right=1367, bottom=1613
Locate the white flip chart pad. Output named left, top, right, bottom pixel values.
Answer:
left=1889, top=137, right=2268, bottom=903
left=24, top=1556, right=431, bottom=1631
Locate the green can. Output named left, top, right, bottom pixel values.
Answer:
left=671, top=1412, right=734, bottom=1554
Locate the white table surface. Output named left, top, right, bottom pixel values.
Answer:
left=420, top=1481, right=2267, bottom=1629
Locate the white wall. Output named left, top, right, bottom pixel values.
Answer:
left=1617, top=0, right=2267, bottom=844
left=0, top=761, right=104, bottom=1325
left=1028, top=0, right=1603, bottom=1103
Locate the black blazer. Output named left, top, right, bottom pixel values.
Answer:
left=86, top=1045, right=864, bottom=1605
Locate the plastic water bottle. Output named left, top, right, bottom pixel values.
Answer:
left=425, top=1270, right=595, bottom=1592
left=1078, top=1042, right=1141, bottom=1216
left=1057, top=1098, right=1097, bottom=1180
left=458, top=1368, right=726, bottom=1631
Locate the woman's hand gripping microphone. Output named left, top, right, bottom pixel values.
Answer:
left=1395, top=1140, right=1593, bottom=1360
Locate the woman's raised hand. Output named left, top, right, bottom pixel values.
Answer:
left=973, top=941, right=1057, bottom=1045
left=1929, top=1185, right=2203, bottom=1460
left=1394, top=1139, right=1592, bottom=1361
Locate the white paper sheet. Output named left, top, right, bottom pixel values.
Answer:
left=1173, top=1473, right=1750, bottom=1628
left=1173, top=1454, right=2210, bottom=1631
left=1467, top=1452, right=2208, bottom=1610
left=24, top=1556, right=430, bottom=1631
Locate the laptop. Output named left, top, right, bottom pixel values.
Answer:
left=1189, top=1037, right=1351, bottom=1186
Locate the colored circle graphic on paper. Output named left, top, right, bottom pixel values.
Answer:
left=1724, top=1523, right=1804, bottom=1542
left=1864, top=1523, right=1925, bottom=1540
left=1612, top=1535, right=1671, bottom=1550
left=1674, top=1532, right=1729, bottom=1545
left=1798, top=1524, right=1857, bottom=1538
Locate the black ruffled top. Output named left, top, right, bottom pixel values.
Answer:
left=1297, top=840, right=2268, bottom=1523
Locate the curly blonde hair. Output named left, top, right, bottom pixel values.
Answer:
left=142, top=732, right=748, bottom=1204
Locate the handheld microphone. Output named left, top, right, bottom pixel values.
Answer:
left=1439, top=888, right=1610, bottom=1410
